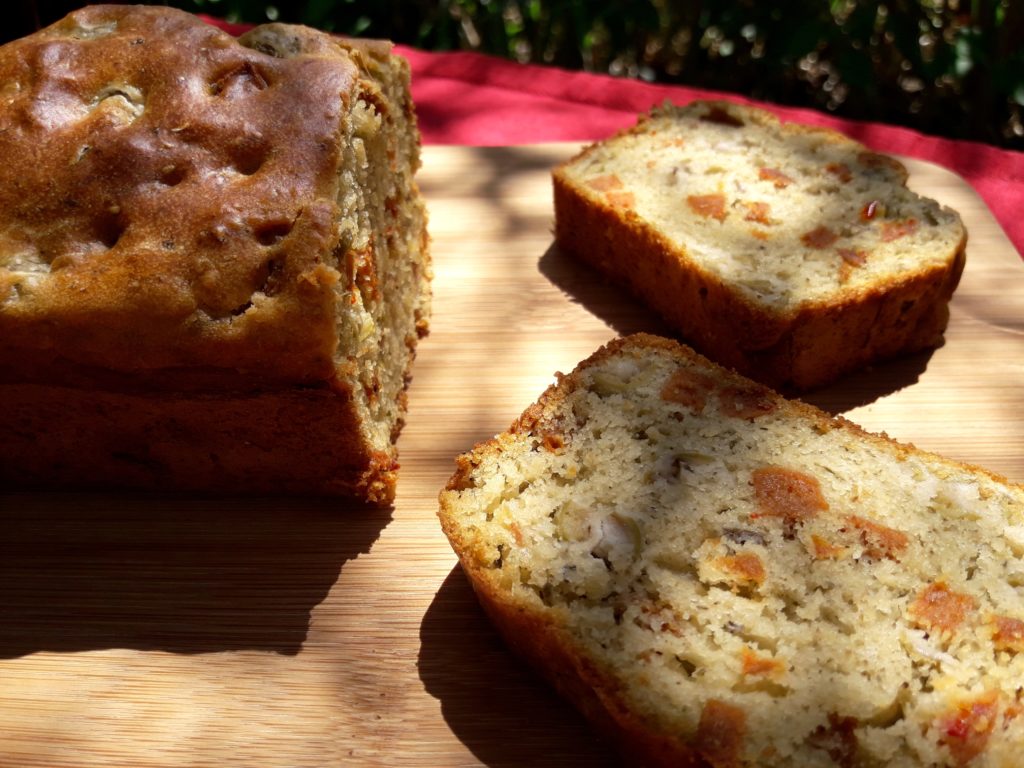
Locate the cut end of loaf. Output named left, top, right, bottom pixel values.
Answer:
left=440, top=334, right=1024, bottom=766
left=242, top=23, right=433, bottom=472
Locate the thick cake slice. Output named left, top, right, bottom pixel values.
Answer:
left=0, top=7, right=430, bottom=502
left=553, top=100, right=966, bottom=390
left=439, top=334, right=1024, bottom=767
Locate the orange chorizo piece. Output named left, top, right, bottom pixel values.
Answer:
left=909, top=581, right=977, bottom=635
left=752, top=466, right=829, bottom=525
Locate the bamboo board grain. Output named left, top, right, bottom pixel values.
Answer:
left=0, top=144, right=1021, bottom=768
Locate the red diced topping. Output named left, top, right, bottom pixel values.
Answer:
left=719, top=385, right=776, bottom=420
left=810, top=534, right=845, bottom=560
left=740, top=647, right=781, bottom=677
left=660, top=368, right=715, bottom=413
left=759, top=167, right=793, bottom=188
left=860, top=200, right=881, bottom=221
left=752, top=467, right=829, bottom=525
left=606, top=191, right=636, bottom=209
left=825, top=163, right=853, bottom=183
left=909, top=582, right=977, bottom=635
left=938, top=692, right=999, bottom=766
left=881, top=218, right=919, bottom=242
left=801, top=226, right=839, bottom=249
left=716, top=553, right=766, bottom=586
left=743, top=201, right=772, bottom=224
left=586, top=174, right=623, bottom=192
left=844, top=515, right=909, bottom=560
left=584, top=173, right=634, bottom=208
left=992, top=615, right=1024, bottom=652
left=688, top=193, right=728, bottom=221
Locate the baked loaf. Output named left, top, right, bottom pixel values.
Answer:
left=0, top=6, right=430, bottom=502
left=552, top=100, right=966, bottom=390
left=439, top=334, right=1024, bottom=767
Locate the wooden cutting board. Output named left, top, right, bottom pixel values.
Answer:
left=1, top=145, right=1020, bottom=767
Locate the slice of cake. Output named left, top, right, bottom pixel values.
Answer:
left=0, top=6, right=430, bottom=502
left=553, top=100, right=966, bottom=390
left=439, top=334, right=1024, bottom=766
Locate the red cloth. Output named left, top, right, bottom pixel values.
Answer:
left=400, top=47, right=1023, bottom=259
left=207, top=18, right=1023, bottom=258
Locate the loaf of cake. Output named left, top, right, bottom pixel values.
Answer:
left=552, top=100, right=966, bottom=390
left=439, top=334, right=1024, bottom=766
left=0, top=6, right=430, bottom=502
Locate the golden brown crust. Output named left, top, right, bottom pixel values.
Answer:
left=0, top=379, right=397, bottom=501
left=0, top=7, right=428, bottom=502
left=0, top=6, right=358, bottom=381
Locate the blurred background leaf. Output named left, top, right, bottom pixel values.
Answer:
left=7, top=0, right=1023, bottom=149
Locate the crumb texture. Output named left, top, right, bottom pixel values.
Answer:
left=439, top=334, right=1024, bottom=767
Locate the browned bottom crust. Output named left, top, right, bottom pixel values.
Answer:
left=552, top=175, right=967, bottom=391
left=469, top=573, right=701, bottom=767
left=1, top=382, right=397, bottom=504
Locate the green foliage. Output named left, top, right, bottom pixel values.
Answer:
left=170, top=0, right=1023, bottom=149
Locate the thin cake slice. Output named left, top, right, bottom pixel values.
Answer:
left=439, top=334, right=1024, bottom=767
left=553, top=100, right=966, bottom=390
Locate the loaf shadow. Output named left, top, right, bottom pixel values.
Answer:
left=0, top=492, right=389, bottom=659
left=798, top=347, right=934, bottom=414
left=538, top=242, right=672, bottom=338
left=417, top=567, right=617, bottom=768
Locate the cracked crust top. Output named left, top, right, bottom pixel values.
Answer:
left=0, top=6, right=373, bottom=383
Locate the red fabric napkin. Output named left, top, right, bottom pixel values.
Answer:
left=400, top=46, right=1024, bottom=260
left=208, top=18, right=1023, bottom=259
